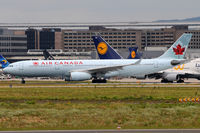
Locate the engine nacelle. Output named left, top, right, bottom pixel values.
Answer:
left=163, top=74, right=178, bottom=81
left=135, top=75, right=146, bottom=80
left=70, top=72, right=92, bottom=81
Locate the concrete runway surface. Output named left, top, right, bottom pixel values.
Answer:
left=1, top=129, right=200, bottom=133
left=3, top=78, right=200, bottom=84
left=2, top=83, right=200, bottom=88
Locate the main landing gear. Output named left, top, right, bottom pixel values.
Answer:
left=92, top=78, right=107, bottom=83
left=21, top=78, right=25, bottom=84
left=161, top=79, right=184, bottom=83
left=177, top=79, right=184, bottom=83
left=161, top=79, right=173, bottom=83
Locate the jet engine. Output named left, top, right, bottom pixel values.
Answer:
left=163, top=74, right=178, bottom=81
left=70, top=72, right=92, bottom=81
left=135, top=75, right=147, bottom=79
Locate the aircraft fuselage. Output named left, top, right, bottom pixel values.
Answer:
left=3, top=59, right=175, bottom=79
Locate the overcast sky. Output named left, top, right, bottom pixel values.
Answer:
left=0, top=0, right=199, bottom=23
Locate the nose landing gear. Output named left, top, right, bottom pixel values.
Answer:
left=21, top=78, right=25, bottom=84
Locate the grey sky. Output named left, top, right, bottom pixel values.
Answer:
left=0, top=0, right=199, bottom=23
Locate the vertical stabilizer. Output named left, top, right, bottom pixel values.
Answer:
left=127, top=47, right=141, bottom=59
left=0, top=55, right=9, bottom=68
left=159, top=33, right=192, bottom=59
left=92, top=35, right=123, bottom=59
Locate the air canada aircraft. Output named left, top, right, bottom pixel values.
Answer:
left=92, top=34, right=200, bottom=83
left=92, top=35, right=140, bottom=59
left=1, top=33, right=192, bottom=83
left=93, top=34, right=200, bottom=83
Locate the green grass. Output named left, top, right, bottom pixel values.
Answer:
left=0, top=81, right=200, bottom=130
left=0, top=86, right=199, bottom=101
left=1, top=102, right=200, bottom=130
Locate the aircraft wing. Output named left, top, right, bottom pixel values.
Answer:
left=178, top=71, right=200, bottom=76
left=71, top=59, right=142, bottom=74
left=178, top=73, right=200, bottom=79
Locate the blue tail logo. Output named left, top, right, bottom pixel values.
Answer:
left=0, top=55, right=9, bottom=68
left=92, top=35, right=122, bottom=59
left=127, top=47, right=141, bottom=59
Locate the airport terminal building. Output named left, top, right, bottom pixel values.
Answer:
left=1, top=24, right=200, bottom=60
left=0, top=29, right=27, bottom=56
left=62, top=25, right=200, bottom=58
left=62, top=25, right=200, bottom=52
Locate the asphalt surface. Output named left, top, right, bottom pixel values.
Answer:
left=3, top=84, right=200, bottom=88
left=1, top=129, right=200, bottom=133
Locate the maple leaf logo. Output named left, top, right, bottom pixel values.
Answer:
left=33, top=62, right=39, bottom=65
left=173, top=44, right=185, bottom=55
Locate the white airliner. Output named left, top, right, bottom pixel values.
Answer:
left=1, top=33, right=192, bottom=83
left=92, top=34, right=200, bottom=83
left=148, top=58, right=200, bottom=83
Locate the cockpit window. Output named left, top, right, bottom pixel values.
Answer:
left=9, top=65, right=13, bottom=67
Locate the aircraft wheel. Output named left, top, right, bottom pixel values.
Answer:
left=161, top=79, right=173, bottom=83
left=21, top=78, right=25, bottom=84
left=101, top=79, right=107, bottom=83
left=92, top=79, right=107, bottom=83
left=177, top=79, right=184, bottom=83
left=161, top=79, right=167, bottom=83
left=92, top=79, right=97, bottom=83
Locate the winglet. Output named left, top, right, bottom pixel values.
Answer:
left=132, top=58, right=142, bottom=65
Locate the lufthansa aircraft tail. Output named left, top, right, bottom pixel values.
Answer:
left=0, top=55, right=9, bottom=68
left=158, top=33, right=192, bottom=59
left=127, top=47, right=141, bottom=59
left=92, top=35, right=123, bottom=59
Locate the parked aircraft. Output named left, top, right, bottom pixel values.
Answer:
left=92, top=35, right=140, bottom=59
left=43, top=49, right=55, bottom=60
left=148, top=59, right=200, bottom=83
left=0, top=55, right=9, bottom=68
left=2, top=33, right=192, bottom=83
left=127, top=47, right=141, bottom=59
left=93, top=35, right=200, bottom=83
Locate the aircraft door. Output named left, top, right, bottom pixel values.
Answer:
left=154, top=61, right=158, bottom=68
left=196, top=63, right=200, bottom=72
left=19, top=62, right=24, bottom=71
